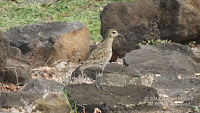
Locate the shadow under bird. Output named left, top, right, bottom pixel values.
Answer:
left=72, top=29, right=123, bottom=89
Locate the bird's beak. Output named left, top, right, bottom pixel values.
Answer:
left=118, top=34, right=127, bottom=44
left=118, top=34, right=123, bottom=37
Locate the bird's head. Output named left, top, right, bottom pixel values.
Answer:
left=107, top=29, right=126, bottom=43
left=107, top=29, right=119, bottom=38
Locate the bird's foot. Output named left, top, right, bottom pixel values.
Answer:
left=95, top=83, right=105, bottom=90
left=100, top=84, right=105, bottom=90
left=95, top=84, right=101, bottom=89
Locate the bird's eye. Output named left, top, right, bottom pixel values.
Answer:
left=112, top=32, right=116, bottom=34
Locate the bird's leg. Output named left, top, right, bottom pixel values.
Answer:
left=100, top=66, right=106, bottom=89
left=95, top=69, right=101, bottom=89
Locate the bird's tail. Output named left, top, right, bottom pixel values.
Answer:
left=79, top=61, right=92, bottom=70
left=71, top=61, right=92, bottom=81
left=71, top=65, right=82, bottom=81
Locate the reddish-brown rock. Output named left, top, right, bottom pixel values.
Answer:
left=50, top=26, right=90, bottom=65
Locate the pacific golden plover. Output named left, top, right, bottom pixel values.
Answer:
left=75, top=29, right=121, bottom=89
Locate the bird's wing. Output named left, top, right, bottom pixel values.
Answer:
left=88, top=47, right=110, bottom=62
left=81, top=47, right=110, bottom=69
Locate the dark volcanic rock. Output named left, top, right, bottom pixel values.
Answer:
left=0, top=79, right=65, bottom=109
left=139, top=42, right=195, bottom=56
left=100, top=0, right=160, bottom=61
left=0, top=30, right=6, bottom=81
left=124, top=43, right=200, bottom=77
left=159, top=0, right=200, bottom=43
left=66, top=84, right=159, bottom=113
left=0, top=91, right=44, bottom=107
left=4, top=21, right=91, bottom=68
left=0, top=49, right=5, bottom=82
left=101, top=0, right=200, bottom=61
left=0, top=30, right=31, bottom=84
left=83, top=63, right=142, bottom=86
left=5, top=59, right=32, bottom=85
left=123, top=43, right=200, bottom=109
left=72, top=63, right=143, bottom=87
left=153, top=77, right=200, bottom=96
left=152, top=77, right=200, bottom=111
left=22, top=78, right=64, bottom=92
left=0, top=30, right=28, bottom=62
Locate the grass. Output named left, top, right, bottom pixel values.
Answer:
left=0, top=0, right=136, bottom=41
left=62, top=87, right=78, bottom=113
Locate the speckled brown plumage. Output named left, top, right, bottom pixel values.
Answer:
left=80, top=29, right=120, bottom=89
left=80, top=29, right=119, bottom=70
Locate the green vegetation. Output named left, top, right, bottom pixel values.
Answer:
left=62, top=87, right=78, bottom=113
left=0, top=0, right=136, bottom=41
left=139, top=39, right=172, bottom=45
left=191, top=106, right=199, bottom=112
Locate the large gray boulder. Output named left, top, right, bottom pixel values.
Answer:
left=4, top=21, right=91, bottom=68
left=123, top=43, right=200, bottom=77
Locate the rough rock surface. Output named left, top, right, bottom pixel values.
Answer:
left=100, top=0, right=160, bottom=61
left=66, top=84, right=159, bottom=113
left=0, top=50, right=5, bottom=82
left=5, top=59, right=32, bottom=85
left=66, top=44, right=200, bottom=112
left=123, top=43, right=200, bottom=77
left=0, top=30, right=28, bottom=62
left=0, top=91, right=45, bottom=107
left=81, top=63, right=143, bottom=87
left=22, top=78, right=64, bottom=92
left=123, top=43, right=200, bottom=111
left=159, top=0, right=200, bottom=43
left=0, top=30, right=31, bottom=84
left=101, top=0, right=200, bottom=61
left=0, top=30, right=6, bottom=81
left=32, top=93, right=70, bottom=113
left=0, top=78, right=65, bottom=109
left=193, top=94, right=200, bottom=107
left=153, top=77, right=200, bottom=97
left=4, top=21, right=91, bottom=68
left=139, top=42, right=195, bottom=56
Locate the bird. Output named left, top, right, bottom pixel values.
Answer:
left=73, top=29, right=122, bottom=89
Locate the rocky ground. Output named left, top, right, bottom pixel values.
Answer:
left=1, top=0, right=200, bottom=113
